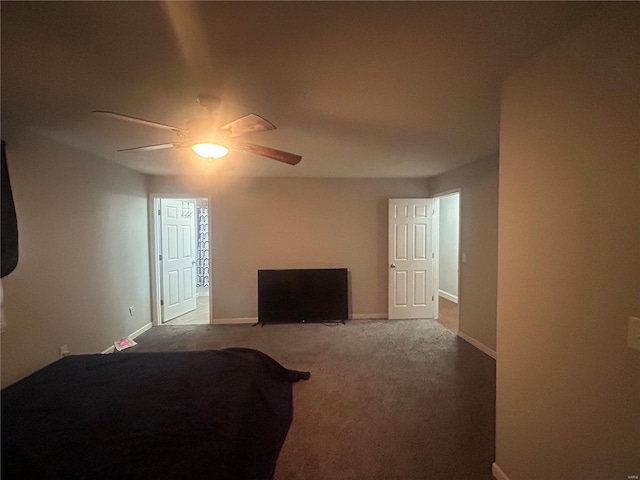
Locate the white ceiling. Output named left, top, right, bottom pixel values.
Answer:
left=1, top=2, right=598, bottom=178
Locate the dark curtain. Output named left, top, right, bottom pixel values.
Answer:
left=197, top=207, right=209, bottom=287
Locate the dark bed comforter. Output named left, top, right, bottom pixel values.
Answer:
left=1, top=348, right=309, bottom=480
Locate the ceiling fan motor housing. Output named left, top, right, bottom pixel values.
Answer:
left=186, top=117, right=219, bottom=143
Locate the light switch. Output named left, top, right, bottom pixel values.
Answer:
left=461, top=253, right=467, bottom=263
left=628, top=317, right=640, bottom=351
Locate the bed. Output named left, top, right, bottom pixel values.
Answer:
left=1, top=348, right=310, bottom=479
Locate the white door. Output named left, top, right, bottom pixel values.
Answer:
left=161, top=199, right=197, bottom=322
left=388, top=199, right=435, bottom=319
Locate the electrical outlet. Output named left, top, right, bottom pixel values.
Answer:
left=628, top=317, right=640, bottom=351
left=59, top=344, right=70, bottom=358
left=129, top=305, right=135, bottom=316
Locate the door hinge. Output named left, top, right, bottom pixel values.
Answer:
left=160, top=299, right=164, bottom=306
left=159, top=254, right=163, bottom=261
left=158, top=209, right=161, bottom=216
left=432, top=253, right=434, bottom=258
left=432, top=295, right=434, bottom=301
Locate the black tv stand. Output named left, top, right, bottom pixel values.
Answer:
left=253, top=319, right=346, bottom=327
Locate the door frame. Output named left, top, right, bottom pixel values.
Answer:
left=149, top=193, right=212, bottom=327
left=431, top=188, right=461, bottom=331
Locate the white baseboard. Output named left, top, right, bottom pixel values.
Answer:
left=102, top=322, right=152, bottom=354
left=492, top=462, right=510, bottom=480
left=438, top=290, right=458, bottom=303
left=212, top=317, right=257, bottom=325
left=350, top=313, right=386, bottom=320
left=457, top=330, right=496, bottom=359
left=130, top=322, right=153, bottom=339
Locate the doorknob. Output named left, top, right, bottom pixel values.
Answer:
left=390, top=263, right=396, bottom=268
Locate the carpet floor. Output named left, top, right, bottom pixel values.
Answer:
left=130, top=319, right=495, bottom=480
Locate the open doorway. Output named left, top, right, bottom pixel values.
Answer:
left=434, top=192, right=460, bottom=332
left=151, top=196, right=211, bottom=326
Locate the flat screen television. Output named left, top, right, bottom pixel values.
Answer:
left=258, top=268, right=348, bottom=324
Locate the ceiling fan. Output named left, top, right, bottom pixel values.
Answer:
left=93, top=96, right=301, bottom=165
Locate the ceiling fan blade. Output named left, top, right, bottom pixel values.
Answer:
left=219, top=114, right=276, bottom=137
left=233, top=143, right=301, bottom=165
left=117, top=143, right=186, bottom=153
left=93, top=110, right=187, bottom=134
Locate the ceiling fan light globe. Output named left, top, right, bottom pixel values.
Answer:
left=192, top=143, right=229, bottom=159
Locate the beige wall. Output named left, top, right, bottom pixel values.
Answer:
left=497, top=4, right=640, bottom=479
left=149, top=176, right=429, bottom=319
left=428, top=154, right=499, bottom=352
left=1, top=129, right=151, bottom=387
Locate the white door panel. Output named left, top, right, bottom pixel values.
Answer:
left=388, top=199, right=434, bottom=319
left=161, top=199, right=197, bottom=322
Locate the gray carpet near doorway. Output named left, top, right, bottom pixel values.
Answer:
left=129, top=319, right=495, bottom=480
